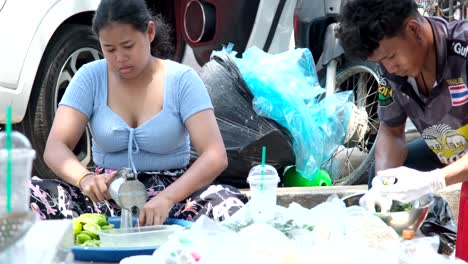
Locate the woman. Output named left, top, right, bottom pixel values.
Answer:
left=29, top=0, right=247, bottom=226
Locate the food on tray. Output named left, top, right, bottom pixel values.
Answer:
left=73, top=213, right=114, bottom=247
left=391, top=202, right=414, bottom=212
left=224, top=218, right=314, bottom=239
left=375, top=201, right=414, bottom=213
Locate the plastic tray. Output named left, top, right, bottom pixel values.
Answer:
left=72, top=217, right=192, bottom=262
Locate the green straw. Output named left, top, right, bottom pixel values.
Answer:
left=5, top=105, right=12, bottom=213
left=260, top=146, right=266, bottom=190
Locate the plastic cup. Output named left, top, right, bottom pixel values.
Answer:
left=247, top=164, right=280, bottom=221
left=0, top=131, right=35, bottom=214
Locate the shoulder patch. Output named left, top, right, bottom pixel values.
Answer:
left=448, top=82, right=468, bottom=106
left=378, top=78, right=394, bottom=107
left=448, top=40, right=468, bottom=59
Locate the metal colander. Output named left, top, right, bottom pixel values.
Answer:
left=0, top=211, right=36, bottom=252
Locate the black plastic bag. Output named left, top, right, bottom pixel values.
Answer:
left=195, top=54, right=295, bottom=188
left=420, top=195, right=457, bottom=255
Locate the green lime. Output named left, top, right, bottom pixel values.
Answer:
left=83, top=223, right=101, bottom=236
left=79, top=230, right=99, bottom=240
left=96, top=218, right=108, bottom=226
left=82, top=239, right=101, bottom=247
left=77, top=213, right=107, bottom=225
left=72, top=218, right=83, bottom=236
left=76, top=233, right=92, bottom=244
left=101, top=224, right=115, bottom=230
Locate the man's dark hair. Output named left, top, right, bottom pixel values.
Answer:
left=336, top=0, right=421, bottom=59
left=92, top=0, right=174, bottom=59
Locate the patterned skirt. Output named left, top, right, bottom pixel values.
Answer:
left=29, top=167, right=248, bottom=222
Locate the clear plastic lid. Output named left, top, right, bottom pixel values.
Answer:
left=0, top=131, right=32, bottom=149
left=247, top=164, right=280, bottom=183
left=0, top=131, right=35, bottom=159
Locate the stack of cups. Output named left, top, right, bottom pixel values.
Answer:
left=247, top=164, right=280, bottom=222
left=0, top=131, right=35, bottom=214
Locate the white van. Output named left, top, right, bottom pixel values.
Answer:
left=0, top=0, right=296, bottom=179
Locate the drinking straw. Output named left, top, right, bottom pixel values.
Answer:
left=260, top=146, right=266, bottom=190
left=5, top=105, right=12, bottom=213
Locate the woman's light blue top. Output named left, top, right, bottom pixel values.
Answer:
left=60, top=59, right=213, bottom=171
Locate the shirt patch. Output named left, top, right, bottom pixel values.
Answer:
left=448, top=40, right=468, bottom=59
left=378, top=78, right=393, bottom=107
left=448, top=82, right=468, bottom=106
left=422, top=124, right=468, bottom=164
left=447, top=77, right=465, bottom=86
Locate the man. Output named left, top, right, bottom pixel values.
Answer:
left=336, top=0, right=468, bottom=211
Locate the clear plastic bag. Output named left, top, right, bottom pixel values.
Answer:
left=199, top=49, right=294, bottom=187
left=231, top=46, right=353, bottom=179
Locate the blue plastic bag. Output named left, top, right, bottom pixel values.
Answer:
left=216, top=45, right=353, bottom=179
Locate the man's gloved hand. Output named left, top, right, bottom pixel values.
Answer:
left=359, top=188, right=393, bottom=213
left=371, top=166, right=446, bottom=203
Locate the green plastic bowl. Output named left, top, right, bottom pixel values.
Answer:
left=282, top=166, right=332, bottom=187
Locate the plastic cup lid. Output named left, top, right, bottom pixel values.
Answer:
left=247, top=164, right=280, bottom=183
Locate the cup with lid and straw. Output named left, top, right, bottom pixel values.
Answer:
left=246, top=146, right=280, bottom=222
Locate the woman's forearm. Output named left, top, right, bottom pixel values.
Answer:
left=159, top=149, right=228, bottom=203
left=44, top=141, right=91, bottom=187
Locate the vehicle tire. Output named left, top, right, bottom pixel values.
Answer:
left=18, top=24, right=103, bottom=179
left=320, top=60, right=381, bottom=185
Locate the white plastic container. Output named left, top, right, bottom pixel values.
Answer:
left=99, top=225, right=183, bottom=248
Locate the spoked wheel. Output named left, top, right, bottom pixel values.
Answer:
left=321, top=62, right=381, bottom=185
left=417, top=0, right=467, bottom=20
left=55, top=47, right=103, bottom=167
left=19, top=25, right=102, bottom=179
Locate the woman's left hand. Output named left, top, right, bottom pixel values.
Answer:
left=139, top=194, right=175, bottom=226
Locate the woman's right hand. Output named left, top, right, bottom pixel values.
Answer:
left=79, top=172, right=115, bottom=202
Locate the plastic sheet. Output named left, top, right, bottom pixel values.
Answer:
left=398, top=236, right=467, bottom=264
left=232, top=46, right=353, bottom=179
left=420, top=195, right=458, bottom=256
left=198, top=51, right=294, bottom=187
left=149, top=196, right=402, bottom=264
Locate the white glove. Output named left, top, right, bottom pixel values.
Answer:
left=359, top=188, right=393, bottom=213
left=371, top=166, right=446, bottom=203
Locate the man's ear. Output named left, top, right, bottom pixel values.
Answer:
left=147, top=20, right=156, bottom=42
left=405, top=19, right=422, bottom=41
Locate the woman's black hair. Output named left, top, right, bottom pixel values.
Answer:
left=92, top=0, right=174, bottom=59
left=336, top=0, right=421, bottom=60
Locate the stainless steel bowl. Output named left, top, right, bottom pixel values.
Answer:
left=341, top=193, right=434, bottom=234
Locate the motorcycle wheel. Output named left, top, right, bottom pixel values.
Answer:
left=321, top=61, right=381, bottom=185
